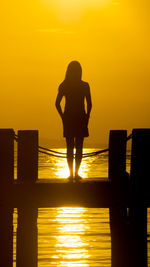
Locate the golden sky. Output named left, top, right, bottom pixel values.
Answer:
left=0, top=0, right=150, bottom=146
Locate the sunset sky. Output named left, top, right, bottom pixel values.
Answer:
left=0, top=0, right=150, bottom=146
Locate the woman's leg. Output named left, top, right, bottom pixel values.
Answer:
left=66, top=137, right=74, bottom=177
left=75, top=137, right=84, bottom=177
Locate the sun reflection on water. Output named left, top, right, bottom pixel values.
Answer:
left=37, top=207, right=111, bottom=266
left=54, top=207, right=90, bottom=266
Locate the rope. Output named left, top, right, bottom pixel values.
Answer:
left=14, top=133, right=132, bottom=159
left=39, top=148, right=109, bottom=159
left=39, top=150, right=65, bottom=159
left=82, top=148, right=109, bottom=158
left=14, top=135, right=18, bottom=141
left=39, top=146, right=66, bottom=155
left=39, top=145, right=108, bottom=156
left=126, top=133, right=132, bottom=141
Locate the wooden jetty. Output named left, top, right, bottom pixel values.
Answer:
left=0, top=128, right=150, bottom=267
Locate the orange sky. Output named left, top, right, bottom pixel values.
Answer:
left=0, top=0, right=150, bottom=147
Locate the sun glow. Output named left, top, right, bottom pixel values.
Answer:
left=42, top=0, right=111, bottom=22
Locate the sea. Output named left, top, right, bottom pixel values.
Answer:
left=13, top=148, right=150, bottom=266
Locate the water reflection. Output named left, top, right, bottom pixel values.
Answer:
left=38, top=207, right=111, bottom=267
left=13, top=206, right=150, bottom=266
left=55, top=208, right=89, bottom=266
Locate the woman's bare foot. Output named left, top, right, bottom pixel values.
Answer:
left=68, top=175, right=73, bottom=182
left=75, top=174, right=82, bottom=182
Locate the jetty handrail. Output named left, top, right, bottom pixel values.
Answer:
left=14, top=133, right=132, bottom=159
left=39, top=148, right=109, bottom=158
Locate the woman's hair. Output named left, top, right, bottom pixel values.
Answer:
left=65, top=61, right=82, bottom=82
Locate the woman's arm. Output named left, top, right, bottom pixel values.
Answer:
left=55, top=88, right=64, bottom=119
left=85, top=83, right=92, bottom=118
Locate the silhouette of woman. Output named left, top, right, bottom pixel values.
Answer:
left=55, top=61, right=92, bottom=181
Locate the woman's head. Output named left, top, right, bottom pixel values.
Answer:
left=65, top=61, right=82, bottom=82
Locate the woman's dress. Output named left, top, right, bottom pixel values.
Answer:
left=58, top=80, right=90, bottom=138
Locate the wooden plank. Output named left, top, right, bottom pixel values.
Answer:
left=9, top=179, right=125, bottom=208
left=6, top=177, right=150, bottom=207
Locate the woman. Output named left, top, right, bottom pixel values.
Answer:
left=55, top=61, right=92, bottom=181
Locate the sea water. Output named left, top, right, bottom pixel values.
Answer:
left=13, top=149, right=150, bottom=266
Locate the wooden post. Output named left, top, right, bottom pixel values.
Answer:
left=129, top=129, right=150, bottom=267
left=16, top=130, right=38, bottom=267
left=109, top=130, right=129, bottom=267
left=16, top=207, right=38, bottom=267
left=0, top=129, right=14, bottom=185
left=0, top=129, right=14, bottom=267
left=109, top=130, right=127, bottom=187
left=17, top=130, right=38, bottom=182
